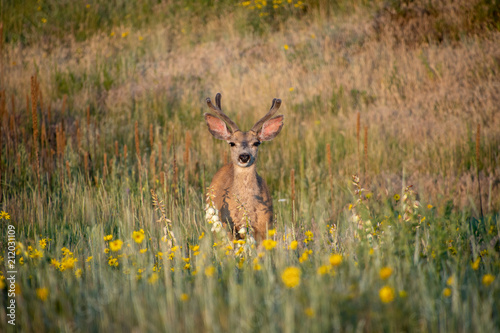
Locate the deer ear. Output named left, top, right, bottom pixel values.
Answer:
left=258, top=115, right=284, bottom=141
left=204, top=113, right=232, bottom=140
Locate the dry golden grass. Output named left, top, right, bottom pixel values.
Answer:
left=2, top=2, right=499, bottom=212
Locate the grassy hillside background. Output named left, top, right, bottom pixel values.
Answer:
left=0, top=0, right=499, bottom=331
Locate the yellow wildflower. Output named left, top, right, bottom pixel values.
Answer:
left=289, top=240, right=298, bottom=250
left=61, top=247, right=72, bottom=256
left=379, top=267, right=393, bottom=280
left=133, top=230, right=145, bottom=244
left=140, top=248, right=148, bottom=254
left=51, top=259, right=60, bottom=268
left=75, top=269, right=82, bottom=278
left=262, top=239, right=277, bottom=251
left=299, top=250, right=312, bottom=263
left=304, top=231, right=313, bottom=243
left=30, top=248, right=43, bottom=259
left=104, top=235, right=113, bottom=241
left=482, top=274, right=495, bottom=286
left=39, top=239, right=48, bottom=249
left=282, top=267, right=301, bottom=288
left=284, top=44, right=289, bottom=50
left=108, top=258, right=118, bottom=267
left=253, top=258, right=262, bottom=271
left=379, top=286, right=395, bottom=303
left=110, top=240, right=123, bottom=252
left=60, top=256, right=78, bottom=271
left=443, top=288, right=451, bottom=297
left=471, top=257, right=480, bottom=270
left=86, top=256, right=93, bottom=262
left=394, top=194, right=400, bottom=201
left=122, top=31, right=129, bottom=38
left=329, top=254, right=342, bottom=267
left=199, top=232, right=205, bottom=240
left=317, top=265, right=330, bottom=275
left=0, top=211, right=11, bottom=219
left=36, top=288, right=49, bottom=301
left=268, top=229, right=276, bottom=236
left=180, top=293, right=189, bottom=301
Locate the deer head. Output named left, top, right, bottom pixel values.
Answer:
left=204, top=93, right=284, bottom=168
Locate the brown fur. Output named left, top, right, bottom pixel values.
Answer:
left=210, top=163, right=273, bottom=241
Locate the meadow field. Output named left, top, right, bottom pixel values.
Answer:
left=0, top=0, right=499, bottom=331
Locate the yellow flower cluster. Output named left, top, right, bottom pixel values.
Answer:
left=263, top=239, right=277, bottom=250
left=28, top=246, right=43, bottom=259
left=54, top=247, right=78, bottom=272
left=299, top=249, right=313, bottom=263
left=304, top=231, right=313, bottom=243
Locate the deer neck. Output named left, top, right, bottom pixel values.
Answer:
left=231, top=164, right=259, bottom=201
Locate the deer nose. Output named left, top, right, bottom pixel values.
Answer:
left=238, top=154, right=251, bottom=163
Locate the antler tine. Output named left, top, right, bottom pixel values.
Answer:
left=206, top=93, right=239, bottom=132
left=215, top=92, right=222, bottom=110
left=251, top=98, right=282, bottom=132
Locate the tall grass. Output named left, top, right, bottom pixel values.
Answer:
left=0, top=0, right=499, bottom=331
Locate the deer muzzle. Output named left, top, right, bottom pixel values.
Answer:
left=238, top=154, right=251, bottom=164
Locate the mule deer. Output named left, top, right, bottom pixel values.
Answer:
left=204, top=93, right=284, bottom=241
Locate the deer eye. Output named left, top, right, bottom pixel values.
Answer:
left=229, top=142, right=236, bottom=147
left=253, top=141, right=261, bottom=147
